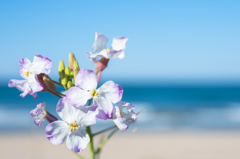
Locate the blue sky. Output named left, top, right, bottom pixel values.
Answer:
left=1, top=0, right=240, bottom=85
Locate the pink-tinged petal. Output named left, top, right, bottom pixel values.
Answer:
left=45, top=121, right=70, bottom=145
left=27, top=74, right=43, bottom=94
left=66, top=129, right=90, bottom=153
left=32, top=93, right=38, bottom=99
left=113, top=106, right=128, bottom=131
left=92, top=32, right=108, bottom=52
left=8, top=79, right=27, bottom=92
left=20, top=83, right=31, bottom=98
left=98, top=81, right=123, bottom=104
left=19, top=58, right=31, bottom=79
left=30, top=54, right=52, bottom=75
left=111, top=36, right=128, bottom=51
left=107, top=49, right=124, bottom=59
left=75, top=69, right=97, bottom=90
left=93, top=96, right=113, bottom=118
left=78, top=105, right=98, bottom=127
left=96, top=109, right=108, bottom=120
left=66, top=87, right=92, bottom=107
left=86, top=49, right=108, bottom=61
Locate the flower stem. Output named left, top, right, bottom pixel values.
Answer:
left=56, top=91, right=66, bottom=96
left=86, top=126, right=95, bottom=159
left=92, top=125, right=117, bottom=137
left=52, top=80, right=62, bottom=86
left=46, top=89, right=62, bottom=98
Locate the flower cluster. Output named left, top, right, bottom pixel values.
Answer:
left=9, top=32, right=140, bottom=156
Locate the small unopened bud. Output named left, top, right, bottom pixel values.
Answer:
left=58, top=60, right=65, bottom=76
left=73, top=60, right=80, bottom=71
left=73, top=67, right=79, bottom=78
left=69, top=52, right=76, bottom=70
left=96, top=57, right=109, bottom=72
left=65, top=66, right=71, bottom=78
left=67, top=81, right=73, bottom=89
left=61, top=70, right=67, bottom=86
left=72, top=78, right=75, bottom=85
left=37, top=73, right=48, bottom=92
left=45, top=110, right=58, bottom=123
left=43, top=75, right=56, bottom=93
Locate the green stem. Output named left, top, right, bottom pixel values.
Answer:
left=95, top=128, right=119, bottom=154
left=52, top=80, right=62, bottom=86
left=86, top=126, right=95, bottom=159
left=92, top=125, right=117, bottom=137
left=47, top=89, right=62, bottom=98
left=56, top=91, right=66, bottom=96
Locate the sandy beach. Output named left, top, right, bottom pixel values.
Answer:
left=1, top=130, right=240, bottom=159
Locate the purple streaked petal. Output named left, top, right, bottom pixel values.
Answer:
left=96, top=109, right=108, bottom=120
left=20, top=82, right=31, bottom=98
left=8, top=79, right=27, bottom=92
left=27, top=73, right=43, bottom=94
left=74, top=69, right=97, bottom=90
left=86, top=49, right=108, bottom=61
left=78, top=105, right=98, bottom=127
left=66, top=129, right=90, bottom=153
left=30, top=54, right=52, bottom=75
left=92, top=32, right=108, bottom=52
left=30, top=102, right=46, bottom=117
left=19, top=58, right=31, bottom=79
left=113, top=106, right=128, bottom=131
left=93, top=96, right=113, bottom=118
left=98, top=81, right=123, bottom=104
left=34, top=118, right=44, bottom=126
left=111, top=36, right=128, bottom=51
left=66, top=87, right=92, bottom=107
left=45, top=121, right=70, bottom=145
left=107, top=49, right=124, bottom=59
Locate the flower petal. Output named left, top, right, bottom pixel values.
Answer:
left=92, top=32, right=108, bottom=52
left=111, top=36, right=128, bottom=51
left=74, top=69, right=97, bottom=90
left=107, top=49, right=124, bottom=59
left=66, top=87, right=92, bottom=107
left=20, top=82, right=31, bottom=98
left=27, top=74, right=43, bottom=94
left=98, top=81, right=123, bottom=104
left=30, top=55, right=52, bottom=75
left=19, top=58, right=31, bottom=79
left=78, top=105, right=98, bottom=127
left=66, top=129, right=90, bottom=153
left=8, top=79, right=27, bottom=92
left=113, top=106, right=128, bottom=131
left=93, top=96, right=113, bottom=118
left=96, top=109, right=108, bottom=120
left=45, top=121, right=70, bottom=145
left=86, top=49, right=108, bottom=61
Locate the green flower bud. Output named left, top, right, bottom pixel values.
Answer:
left=60, top=70, right=67, bottom=86
left=67, top=81, right=73, bottom=89
left=73, top=60, right=80, bottom=71
left=73, top=67, right=79, bottom=78
left=58, top=60, right=65, bottom=76
left=65, top=66, right=71, bottom=78
left=71, top=78, right=75, bottom=85
left=69, top=52, right=76, bottom=70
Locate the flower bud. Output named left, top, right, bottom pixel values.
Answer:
left=60, top=70, right=67, bottom=86
left=96, top=57, right=109, bottom=72
left=58, top=60, right=65, bottom=76
left=45, top=110, right=58, bottom=123
left=73, top=67, right=79, bottom=78
left=69, top=52, right=76, bottom=70
left=43, top=75, right=56, bottom=93
left=37, top=73, right=48, bottom=92
left=67, top=81, right=73, bottom=89
left=65, top=66, right=71, bottom=78
left=71, top=78, right=75, bottom=85
left=73, top=60, right=80, bottom=71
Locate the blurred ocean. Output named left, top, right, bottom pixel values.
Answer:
left=1, top=84, right=240, bottom=132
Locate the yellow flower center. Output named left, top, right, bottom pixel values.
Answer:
left=69, top=121, right=78, bottom=132
left=24, top=71, right=29, bottom=76
left=91, top=89, right=98, bottom=97
left=106, top=48, right=110, bottom=54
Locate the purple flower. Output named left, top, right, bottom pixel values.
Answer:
left=8, top=55, right=52, bottom=99
left=112, top=101, right=138, bottom=131
left=86, top=32, right=128, bottom=62
left=30, top=102, right=57, bottom=126
left=66, top=69, right=123, bottom=120
left=45, top=98, right=98, bottom=153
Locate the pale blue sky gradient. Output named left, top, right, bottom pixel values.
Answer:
left=1, top=0, right=240, bottom=85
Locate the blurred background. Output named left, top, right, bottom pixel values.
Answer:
left=0, top=0, right=240, bottom=158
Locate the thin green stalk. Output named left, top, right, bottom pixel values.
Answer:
left=47, top=89, right=62, bottom=98
left=92, top=125, right=117, bottom=136
left=56, top=91, right=66, bottom=96
left=52, top=80, right=62, bottom=86
left=95, top=128, right=119, bottom=154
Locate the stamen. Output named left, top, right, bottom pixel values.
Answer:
left=24, top=71, right=29, bottom=76
left=106, top=48, right=110, bottom=54
left=91, top=89, right=98, bottom=97
left=69, top=121, right=78, bottom=132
